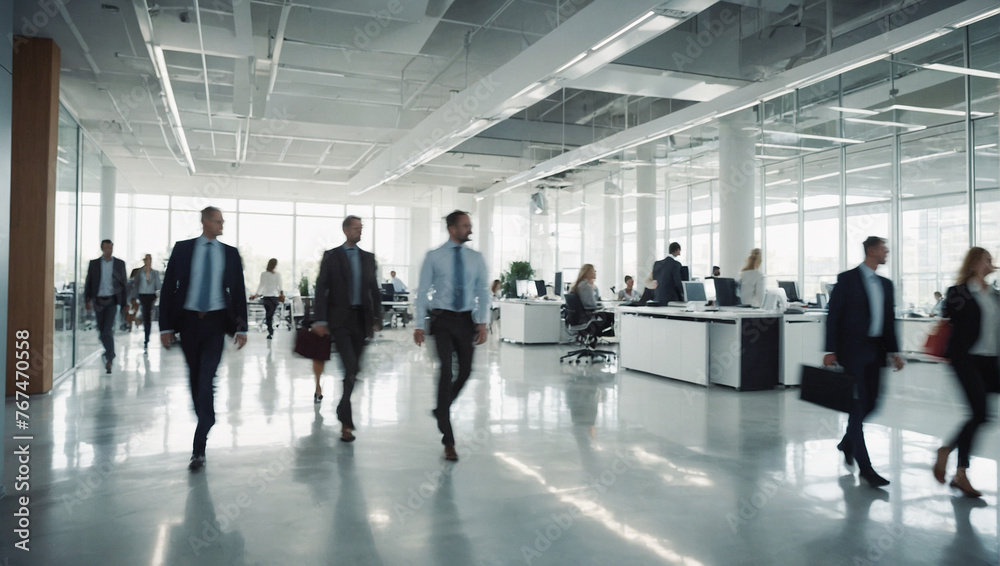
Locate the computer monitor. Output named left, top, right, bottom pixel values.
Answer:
left=713, top=278, right=740, bottom=307
left=817, top=293, right=828, bottom=309
left=777, top=280, right=800, bottom=303
left=683, top=281, right=707, bottom=302
left=380, top=283, right=395, bottom=302
left=554, top=272, right=563, bottom=296
left=825, top=283, right=836, bottom=298
left=680, top=266, right=690, bottom=282
left=516, top=280, right=530, bottom=297
left=534, top=280, right=546, bottom=297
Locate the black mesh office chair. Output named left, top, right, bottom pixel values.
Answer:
left=560, top=293, right=617, bottom=364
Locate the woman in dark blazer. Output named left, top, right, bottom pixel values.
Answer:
left=934, top=247, right=998, bottom=497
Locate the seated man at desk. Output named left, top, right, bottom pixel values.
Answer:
left=570, top=264, right=614, bottom=336
left=388, top=270, right=407, bottom=293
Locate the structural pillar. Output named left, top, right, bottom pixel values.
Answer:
left=718, top=110, right=756, bottom=278
left=7, top=37, right=60, bottom=395
left=636, top=142, right=658, bottom=280
left=100, top=164, right=116, bottom=241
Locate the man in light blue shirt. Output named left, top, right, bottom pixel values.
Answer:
left=413, top=210, right=491, bottom=461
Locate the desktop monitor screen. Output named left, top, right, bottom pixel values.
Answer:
left=777, top=280, right=800, bottom=302
left=554, top=272, right=563, bottom=296
left=516, top=280, right=530, bottom=297
left=683, top=281, right=707, bottom=302
left=713, top=278, right=740, bottom=307
left=534, top=280, right=546, bottom=297
left=680, top=266, right=690, bottom=282
left=817, top=293, right=828, bottom=309
left=380, top=283, right=395, bottom=301
left=825, top=283, right=836, bottom=299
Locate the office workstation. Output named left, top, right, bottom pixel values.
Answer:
left=5, top=2, right=999, bottom=564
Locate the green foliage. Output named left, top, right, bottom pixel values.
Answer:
left=500, top=261, right=535, bottom=298
left=298, top=275, right=310, bottom=297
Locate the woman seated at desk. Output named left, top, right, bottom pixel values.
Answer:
left=617, top=275, right=640, bottom=303
left=570, top=264, right=614, bottom=336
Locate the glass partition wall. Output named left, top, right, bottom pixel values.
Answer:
left=483, top=14, right=999, bottom=313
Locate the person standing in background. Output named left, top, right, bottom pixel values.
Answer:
left=652, top=242, right=684, bottom=305
left=160, top=207, right=248, bottom=472
left=739, top=248, right=766, bottom=308
left=132, top=253, right=162, bottom=350
left=823, top=236, right=904, bottom=488
left=250, top=258, right=283, bottom=340
left=413, top=210, right=491, bottom=462
left=85, top=239, right=128, bottom=374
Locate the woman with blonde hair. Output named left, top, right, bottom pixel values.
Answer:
left=739, top=248, right=765, bottom=308
left=570, top=264, right=613, bottom=336
left=933, top=247, right=999, bottom=497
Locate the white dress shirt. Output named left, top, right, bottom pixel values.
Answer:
left=858, top=263, right=884, bottom=337
left=414, top=241, right=491, bottom=330
left=256, top=271, right=283, bottom=297
left=969, top=281, right=1000, bottom=357
left=184, top=236, right=226, bottom=312
left=739, top=269, right=765, bottom=308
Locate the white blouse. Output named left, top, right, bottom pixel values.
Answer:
left=256, top=271, right=283, bottom=297
left=739, top=269, right=766, bottom=308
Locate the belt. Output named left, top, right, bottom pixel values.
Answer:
left=185, top=309, right=225, bottom=319
left=350, top=305, right=364, bottom=310
left=97, top=295, right=114, bottom=300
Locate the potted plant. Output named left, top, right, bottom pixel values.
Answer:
left=500, top=261, right=535, bottom=298
left=298, top=275, right=310, bottom=297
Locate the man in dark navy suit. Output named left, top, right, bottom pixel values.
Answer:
left=312, top=215, right=383, bottom=443
left=84, top=239, right=127, bottom=374
left=652, top=242, right=684, bottom=305
left=824, top=236, right=904, bottom=487
left=160, top=207, right=248, bottom=471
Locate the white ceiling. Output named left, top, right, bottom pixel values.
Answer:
left=18, top=0, right=982, bottom=204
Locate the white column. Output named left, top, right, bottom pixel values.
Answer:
left=718, top=110, right=756, bottom=277
left=477, top=196, right=495, bottom=274
left=636, top=142, right=657, bottom=281
left=100, top=165, right=116, bottom=241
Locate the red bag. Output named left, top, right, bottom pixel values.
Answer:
left=923, top=320, right=952, bottom=359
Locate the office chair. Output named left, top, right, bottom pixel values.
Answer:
left=560, top=293, right=617, bottom=364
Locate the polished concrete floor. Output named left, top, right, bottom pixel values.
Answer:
left=1, top=325, right=997, bottom=565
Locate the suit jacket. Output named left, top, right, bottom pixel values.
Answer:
left=84, top=257, right=128, bottom=307
left=159, top=238, right=248, bottom=337
left=313, top=245, right=383, bottom=338
left=825, top=266, right=899, bottom=366
left=130, top=268, right=162, bottom=300
left=945, top=283, right=997, bottom=359
left=652, top=255, right=684, bottom=304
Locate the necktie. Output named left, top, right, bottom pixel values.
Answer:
left=454, top=246, right=464, bottom=311
left=199, top=242, right=213, bottom=312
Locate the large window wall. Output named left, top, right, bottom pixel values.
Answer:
left=481, top=13, right=999, bottom=313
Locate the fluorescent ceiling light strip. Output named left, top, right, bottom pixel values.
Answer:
left=950, top=7, right=1000, bottom=29
left=847, top=162, right=891, bottom=174
left=900, top=149, right=959, bottom=164
left=553, top=52, right=588, bottom=75
left=512, top=82, right=542, bottom=99
left=924, top=63, right=1000, bottom=81
left=591, top=11, right=655, bottom=51
left=844, top=117, right=926, bottom=130
left=716, top=100, right=759, bottom=119
left=890, top=30, right=949, bottom=54
left=788, top=54, right=887, bottom=88
left=763, top=130, right=862, bottom=144
left=879, top=104, right=992, bottom=118
left=757, top=143, right=824, bottom=152
left=828, top=106, right=878, bottom=116
left=152, top=46, right=196, bottom=173
left=802, top=171, right=839, bottom=183
left=975, top=143, right=998, bottom=150
left=765, top=179, right=792, bottom=187
left=755, top=155, right=788, bottom=160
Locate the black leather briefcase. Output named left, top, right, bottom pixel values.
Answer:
left=800, top=365, right=857, bottom=413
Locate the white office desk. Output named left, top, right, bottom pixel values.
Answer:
left=782, top=312, right=827, bottom=385
left=897, top=317, right=939, bottom=355
left=617, top=306, right=781, bottom=390
left=498, top=299, right=565, bottom=344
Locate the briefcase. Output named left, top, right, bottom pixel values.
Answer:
left=800, top=365, right=856, bottom=413
left=293, top=326, right=331, bottom=361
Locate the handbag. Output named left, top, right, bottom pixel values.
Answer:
left=923, top=320, right=951, bottom=359
left=800, top=364, right=857, bottom=413
left=294, top=310, right=331, bottom=361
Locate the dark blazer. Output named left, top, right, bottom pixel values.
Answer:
left=945, top=283, right=997, bottom=359
left=159, top=238, right=248, bottom=336
left=314, top=245, right=383, bottom=338
left=84, top=257, right=128, bottom=306
left=825, top=266, right=899, bottom=366
left=652, top=255, right=684, bottom=304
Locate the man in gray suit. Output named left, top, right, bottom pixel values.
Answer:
left=652, top=242, right=684, bottom=305
left=84, top=239, right=128, bottom=373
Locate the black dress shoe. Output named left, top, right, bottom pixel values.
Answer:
left=837, top=443, right=854, bottom=467
left=105, top=359, right=112, bottom=374
left=859, top=468, right=890, bottom=487
left=314, top=393, right=323, bottom=404
left=188, top=455, right=206, bottom=472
